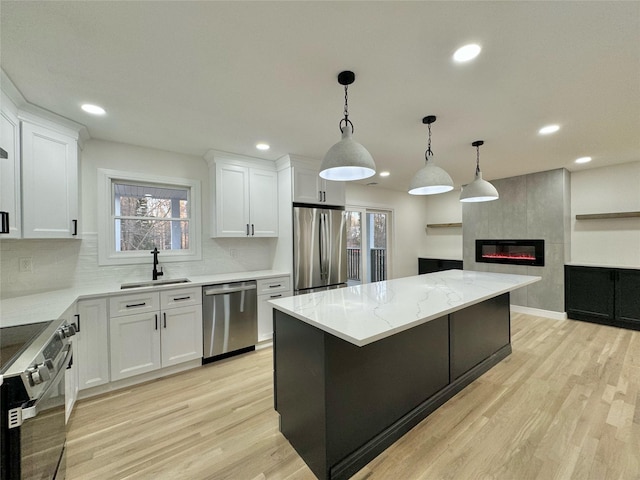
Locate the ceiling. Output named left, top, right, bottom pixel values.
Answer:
left=1, top=1, right=639, bottom=192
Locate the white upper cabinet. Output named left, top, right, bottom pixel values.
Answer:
left=292, top=164, right=345, bottom=206
left=0, top=93, right=21, bottom=237
left=207, top=152, right=278, bottom=238
left=21, top=118, right=79, bottom=238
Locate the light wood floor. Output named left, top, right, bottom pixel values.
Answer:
left=66, top=313, right=640, bottom=480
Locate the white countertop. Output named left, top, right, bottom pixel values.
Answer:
left=269, top=270, right=540, bottom=347
left=565, top=262, right=639, bottom=270
left=0, top=269, right=289, bottom=328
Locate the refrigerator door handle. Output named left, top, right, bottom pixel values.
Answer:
left=318, top=213, right=325, bottom=280
left=321, top=212, right=330, bottom=281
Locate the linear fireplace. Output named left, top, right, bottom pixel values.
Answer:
left=476, top=239, right=545, bottom=267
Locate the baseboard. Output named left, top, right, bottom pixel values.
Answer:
left=256, top=339, right=273, bottom=350
left=510, top=305, right=567, bottom=320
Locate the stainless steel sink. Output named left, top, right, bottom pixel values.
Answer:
left=120, top=278, right=191, bottom=289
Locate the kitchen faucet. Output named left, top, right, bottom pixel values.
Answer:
left=151, top=247, right=163, bottom=280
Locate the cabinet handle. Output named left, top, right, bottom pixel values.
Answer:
left=126, top=302, right=146, bottom=308
left=163, top=312, right=167, bottom=329
left=270, top=294, right=283, bottom=299
left=72, top=219, right=78, bottom=236
left=74, top=314, right=80, bottom=332
left=173, top=296, right=191, bottom=301
left=155, top=314, right=158, bottom=330
left=0, top=211, right=9, bottom=234
left=319, top=191, right=323, bottom=202
left=252, top=224, right=255, bottom=236
left=269, top=284, right=282, bottom=288
left=246, top=224, right=250, bottom=236
left=323, top=191, right=326, bottom=202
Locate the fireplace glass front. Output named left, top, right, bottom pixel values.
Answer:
left=476, top=239, right=544, bottom=266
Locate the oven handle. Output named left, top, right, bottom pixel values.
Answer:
left=21, top=345, right=72, bottom=423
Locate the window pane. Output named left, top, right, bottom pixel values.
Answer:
left=116, top=219, right=189, bottom=251
left=114, top=183, right=189, bottom=218
left=113, top=181, right=191, bottom=253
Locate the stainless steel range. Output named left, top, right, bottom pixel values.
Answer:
left=1, top=318, right=76, bottom=480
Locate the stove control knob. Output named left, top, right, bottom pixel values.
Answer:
left=57, top=324, right=76, bottom=340
left=28, top=363, right=51, bottom=386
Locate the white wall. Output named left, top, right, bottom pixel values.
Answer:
left=570, top=161, right=640, bottom=268
left=421, top=190, right=463, bottom=261
left=0, top=139, right=276, bottom=297
left=345, top=184, right=429, bottom=279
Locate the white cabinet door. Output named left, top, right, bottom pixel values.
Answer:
left=322, top=178, right=346, bottom=206
left=249, top=168, right=278, bottom=237
left=76, top=299, right=110, bottom=390
left=213, top=162, right=278, bottom=237
left=0, top=100, right=21, bottom=238
left=293, top=166, right=322, bottom=204
left=292, top=165, right=345, bottom=206
left=110, top=311, right=161, bottom=381
left=257, top=276, right=292, bottom=342
left=161, top=304, right=203, bottom=367
left=65, top=346, right=78, bottom=423
left=215, top=163, right=250, bottom=236
left=21, top=121, right=79, bottom=238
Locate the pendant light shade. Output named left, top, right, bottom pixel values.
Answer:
left=459, top=140, right=499, bottom=202
left=408, top=116, right=454, bottom=195
left=319, top=71, right=376, bottom=181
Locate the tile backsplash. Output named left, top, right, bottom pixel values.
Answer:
left=0, top=234, right=276, bottom=298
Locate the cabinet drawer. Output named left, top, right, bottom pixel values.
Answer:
left=160, top=287, right=202, bottom=310
left=257, top=276, right=290, bottom=295
left=109, top=292, right=159, bottom=317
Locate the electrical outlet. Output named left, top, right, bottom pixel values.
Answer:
left=229, top=248, right=238, bottom=259
left=19, top=257, right=33, bottom=273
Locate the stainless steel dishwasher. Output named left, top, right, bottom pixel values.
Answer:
left=202, top=280, right=257, bottom=362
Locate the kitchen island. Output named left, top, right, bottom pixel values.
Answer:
left=269, top=269, right=540, bottom=480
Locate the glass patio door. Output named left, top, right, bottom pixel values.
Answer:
left=345, top=208, right=390, bottom=285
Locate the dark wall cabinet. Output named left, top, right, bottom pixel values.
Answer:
left=565, top=265, right=640, bottom=329
left=419, top=258, right=463, bottom=274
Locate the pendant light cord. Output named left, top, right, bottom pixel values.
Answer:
left=476, top=144, right=481, bottom=174
left=340, top=84, right=354, bottom=133
left=424, top=122, right=434, bottom=164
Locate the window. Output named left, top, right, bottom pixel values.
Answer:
left=98, top=169, right=201, bottom=265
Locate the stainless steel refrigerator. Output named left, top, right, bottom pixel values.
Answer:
left=293, top=204, right=347, bottom=294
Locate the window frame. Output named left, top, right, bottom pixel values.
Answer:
left=98, top=168, right=201, bottom=266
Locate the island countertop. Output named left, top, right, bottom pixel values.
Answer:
left=269, top=269, right=540, bottom=347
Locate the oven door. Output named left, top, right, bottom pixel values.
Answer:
left=19, top=346, right=71, bottom=480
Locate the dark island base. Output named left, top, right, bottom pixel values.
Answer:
left=273, top=293, right=511, bottom=480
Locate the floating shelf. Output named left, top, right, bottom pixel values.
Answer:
left=575, top=211, right=640, bottom=220
left=426, top=222, right=463, bottom=228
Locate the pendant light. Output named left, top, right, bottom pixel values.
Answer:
left=408, top=116, right=454, bottom=195
left=459, top=140, right=499, bottom=202
left=319, top=71, right=376, bottom=181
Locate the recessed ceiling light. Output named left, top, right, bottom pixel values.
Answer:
left=81, top=103, right=106, bottom=115
left=575, top=156, right=592, bottom=164
left=453, top=44, right=481, bottom=62
left=379, top=171, right=390, bottom=177
left=256, top=143, right=270, bottom=151
left=538, top=124, right=560, bottom=135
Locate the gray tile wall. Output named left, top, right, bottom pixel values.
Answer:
left=463, top=168, right=570, bottom=313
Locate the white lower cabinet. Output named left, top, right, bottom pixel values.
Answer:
left=75, top=298, right=110, bottom=390
left=257, top=276, right=292, bottom=342
left=109, top=287, right=202, bottom=381
left=159, top=301, right=203, bottom=367
left=61, top=305, right=79, bottom=423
